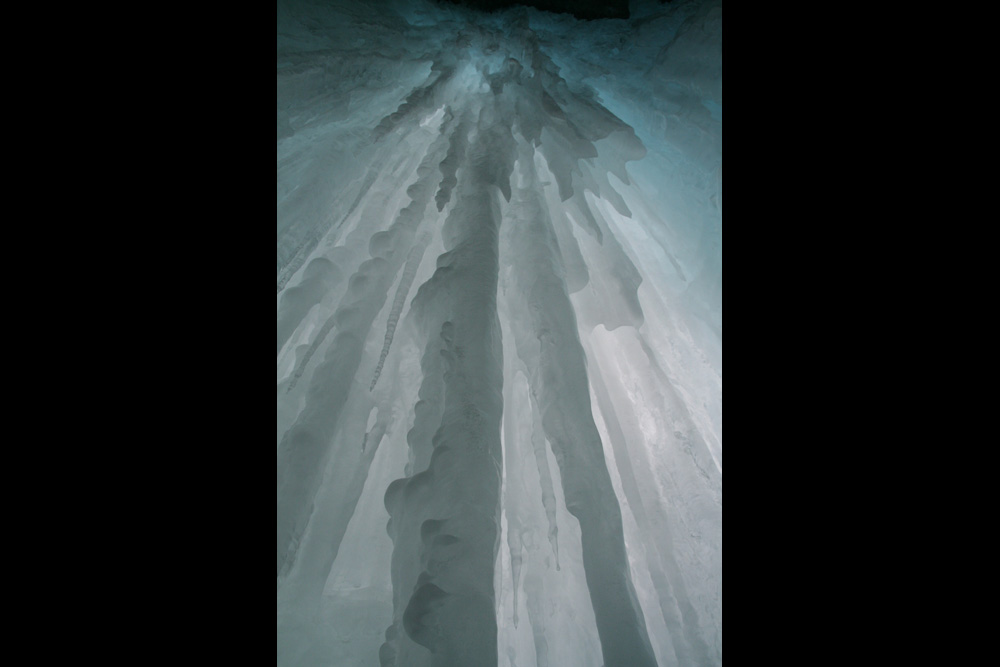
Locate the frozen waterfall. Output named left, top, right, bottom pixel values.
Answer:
left=276, top=0, right=721, bottom=665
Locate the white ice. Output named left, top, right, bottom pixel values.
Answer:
left=277, top=1, right=721, bottom=665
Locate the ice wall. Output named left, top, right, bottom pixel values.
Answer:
left=277, top=1, right=721, bottom=665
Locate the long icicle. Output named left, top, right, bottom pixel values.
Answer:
left=371, top=232, right=431, bottom=392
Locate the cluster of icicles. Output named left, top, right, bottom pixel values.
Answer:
left=278, top=14, right=718, bottom=667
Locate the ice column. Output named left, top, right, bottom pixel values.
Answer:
left=381, top=99, right=515, bottom=667
left=501, top=138, right=658, bottom=667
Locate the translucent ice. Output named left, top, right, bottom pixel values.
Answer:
left=277, top=1, right=721, bottom=665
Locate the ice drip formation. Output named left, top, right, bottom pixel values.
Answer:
left=277, top=1, right=721, bottom=665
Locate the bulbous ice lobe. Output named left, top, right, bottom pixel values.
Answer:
left=277, top=1, right=721, bottom=666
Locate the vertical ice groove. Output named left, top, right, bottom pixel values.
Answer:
left=371, top=232, right=432, bottom=392
left=283, top=305, right=336, bottom=395
left=502, top=137, right=657, bottom=667
left=404, top=321, right=447, bottom=478
left=277, top=257, right=339, bottom=357
left=382, top=96, right=514, bottom=667
left=277, top=227, right=323, bottom=295
left=530, top=395, right=560, bottom=571
left=501, top=365, right=523, bottom=630
left=277, top=119, right=452, bottom=581
left=587, top=349, right=709, bottom=667
left=435, top=111, right=468, bottom=212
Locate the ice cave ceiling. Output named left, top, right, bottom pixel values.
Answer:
left=436, top=0, right=634, bottom=21
left=277, top=0, right=721, bottom=665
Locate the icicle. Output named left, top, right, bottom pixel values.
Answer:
left=504, top=139, right=657, bottom=667
left=277, top=257, right=339, bottom=357
left=278, top=2, right=723, bottom=664
left=382, top=99, right=515, bottom=667
left=502, top=368, right=525, bottom=628
left=371, top=232, right=431, bottom=392
left=530, top=399, right=560, bottom=571
left=277, top=120, right=453, bottom=580
left=435, top=112, right=468, bottom=212
left=284, top=308, right=335, bottom=394
left=374, top=64, right=455, bottom=141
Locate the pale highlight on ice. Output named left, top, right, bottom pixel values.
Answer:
left=277, top=1, right=721, bottom=666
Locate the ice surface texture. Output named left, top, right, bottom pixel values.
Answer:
left=277, top=1, right=721, bottom=665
